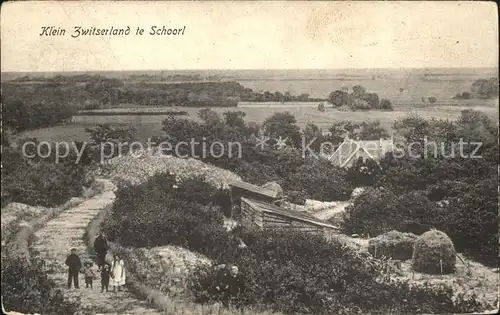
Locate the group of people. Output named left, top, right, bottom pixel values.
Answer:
left=213, top=264, right=245, bottom=308
left=65, top=232, right=246, bottom=309
left=64, top=232, right=126, bottom=293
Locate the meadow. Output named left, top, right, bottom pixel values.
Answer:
left=18, top=100, right=499, bottom=143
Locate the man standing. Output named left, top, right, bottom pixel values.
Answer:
left=65, top=248, right=82, bottom=289
left=93, top=232, right=109, bottom=270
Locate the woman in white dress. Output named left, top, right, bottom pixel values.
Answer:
left=110, top=255, right=126, bottom=292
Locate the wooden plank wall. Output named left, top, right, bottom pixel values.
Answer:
left=240, top=199, right=326, bottom=236
left=262, top=212, right=325, bottom=235
left=240, top=200, right=264, bottom=232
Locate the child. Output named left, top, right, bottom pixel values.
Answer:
left=83, top=261, right=95, bottom=289
left=101, top=263, right=112, bottom=293
left=110, top=255, right=126, bottom=292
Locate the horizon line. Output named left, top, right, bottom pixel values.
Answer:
left=2, top=66, right=498, bottom=73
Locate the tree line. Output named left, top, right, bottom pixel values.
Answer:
left=453, top=77, right=499, bottom=100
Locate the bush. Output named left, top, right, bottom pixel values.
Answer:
left=235, top=161, right=281, bottom=185
left=2, top=99, right=75, bottom=132
left=346, top=157, right=380, bottom=187
left=102, top=173, right=239, bottom=261
left=105, top=166, right=490, bottom=314
left=441, top=178, right=498, bottom=266
left=286, top=160, right=353, bottom=201
left=1, top=146, right=90, bottom=208
left=368, top=230, right=418, bottom=260
left=412, top=229, right=456, bottom=274
left=378, top=99, right=393, bottom=111
left=189, top=230, right=488, bottom=315
left=342, top=188, right=443, bottom=237
left=1, top=254, right=80, bottom=314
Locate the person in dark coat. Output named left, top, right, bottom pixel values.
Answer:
left=65, top=248, right=82, bottom=289
left=215, top=265, right=245, bottom=308
left=100, top=263, right=112, bottom=293
left=93, top=232, right=109, bottom=270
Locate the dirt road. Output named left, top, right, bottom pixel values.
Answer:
left=30, top=179, right=164, bottom=315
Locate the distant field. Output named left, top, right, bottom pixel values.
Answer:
left=237, top=78, right=480, bottom=99
left=19, top=101, right=498, bottom=143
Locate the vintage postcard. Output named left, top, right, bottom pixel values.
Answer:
left=1, top=1, right=498, bottom=314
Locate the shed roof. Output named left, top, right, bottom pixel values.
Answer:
left=241, top=197, right=340, bottom=230
left=230, top=181, right=281, bottom=199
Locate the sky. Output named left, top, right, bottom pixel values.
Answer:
left=1, top=1, right=498, bottom=72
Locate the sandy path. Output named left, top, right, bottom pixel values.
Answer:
left=313, top=202, right=349, bottom=221
left=30, top=179, right=164, bottom=315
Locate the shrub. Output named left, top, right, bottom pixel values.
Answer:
left=105, top=166, right=490, bottom=314
left=412, top=229, right=456, bottom=274
left=346, top=157, right=380, bottom=187
left=368, top=230, right=418, bottom=260
left=441, top=178, right=498, bottom=266
left=235, top=161, right=281, bottom=185
left=317, top=102, right=325, bottom=112
left=1, top=254, right=80, bottom=314
left=189, top=230, right=488, bottom=315
left=103, top=173, right=239, bottom=261
left=342, top=188, right=443, bottom=237
left=1, top=146, right=90, bottom=208
left=378, top=99, right=393, bottom=111
left=2, top=99, right=75, bottom=132
left=286, top=160, right=353, bottom=201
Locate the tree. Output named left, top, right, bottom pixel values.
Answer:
left=393, top=114, right=431, bottom=143
left=327, top=121, right=360, bottom=145
left=284, top=91, right=292, bottom=102
left=262, top=112, right=301, bottom=148
left=378, top=99, right=393, bottom=111
left=198, top=108, right=222, bottom=126
left=453, top=91, right=471, bottom=100
left=471, top=77, right=499, bottom=99
left=274, top=91, right=284, bottom=102
left=302, top=123, right=326, bottom=153
left=317, top=102, right=325, bottom=112
left=328, top=90, right=349, bottom=107
left=298, top=93, right=310, bottom=101
left=363, top=93, right=380, bottom=108
left=358, top=120, right=390, bottom=140
left=351, top=99, right=371, bottom=110
left=223, top=111, right=246, bottom=129
left=351, top=85, right=366, bottom=99
left=428, top=97, right=437, bottom=104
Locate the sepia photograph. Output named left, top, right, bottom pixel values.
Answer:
left=1, top=1, right=498, bottom=314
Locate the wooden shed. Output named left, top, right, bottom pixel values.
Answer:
left=229, top=181, right=282, bottom=219
left=239, top=197, right=340, bottom=234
